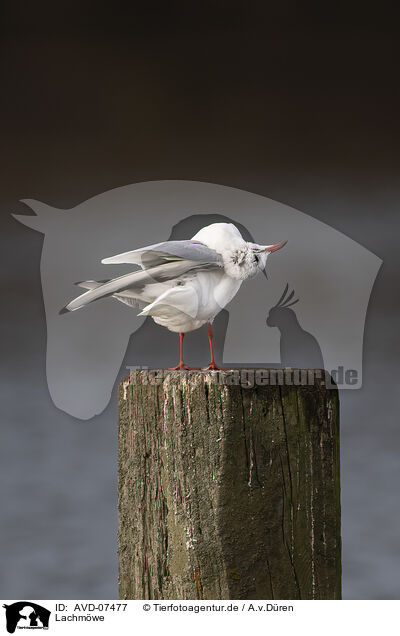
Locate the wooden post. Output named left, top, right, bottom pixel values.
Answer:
left=118, top=369, right=341, bottom=600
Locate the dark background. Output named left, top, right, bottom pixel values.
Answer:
left=1, top=1, right=399, bottom=599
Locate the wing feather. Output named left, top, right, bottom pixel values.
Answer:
left=138, top=286, right=198, bottom=319
left=101, top=240, right=222, bottom=269
left=61, top=259, right=219, bottom=313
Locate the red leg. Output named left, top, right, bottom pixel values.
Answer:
left=203, top=323, right=224, bottom=370
left=169, top=332, right=198, bottom=370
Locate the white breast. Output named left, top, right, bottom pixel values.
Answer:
left=195, top=270, right=242, bottom=319
left=147, top=269, right=242, bottom=333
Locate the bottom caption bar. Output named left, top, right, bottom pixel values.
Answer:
left=1, top=600, right=398, bottom=635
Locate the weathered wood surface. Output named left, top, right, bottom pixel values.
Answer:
left=118, top=369, right=341, bottom=600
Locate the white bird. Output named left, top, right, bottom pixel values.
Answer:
left=61, top=223, right=287, bottom=370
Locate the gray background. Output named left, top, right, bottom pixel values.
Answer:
left=1, top=1, right=399, bottom=599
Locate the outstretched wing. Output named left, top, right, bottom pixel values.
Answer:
left=101, top=240, right=222, bottom=269
left=61, top=259, right=221, bottom=313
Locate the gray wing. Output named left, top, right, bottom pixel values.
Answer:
left=101, top=240, right=222, bottom=269
left=61, top=259, right=220, bottom=313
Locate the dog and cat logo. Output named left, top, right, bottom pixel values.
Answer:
left=2, top=603, right=50, bottom=633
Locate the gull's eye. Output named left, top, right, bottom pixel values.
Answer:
left=254, top=254, right=259, bottom=264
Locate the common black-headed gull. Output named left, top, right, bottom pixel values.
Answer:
left=61, top=222, right=287, bottom=369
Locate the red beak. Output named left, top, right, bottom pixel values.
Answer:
left=263, top=240, right=288, bottom=253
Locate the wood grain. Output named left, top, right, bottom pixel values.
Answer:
left=118, top=370, right=341, bottom=599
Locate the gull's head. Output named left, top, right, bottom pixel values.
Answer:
left=192, top=222, right=287, bottom=281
